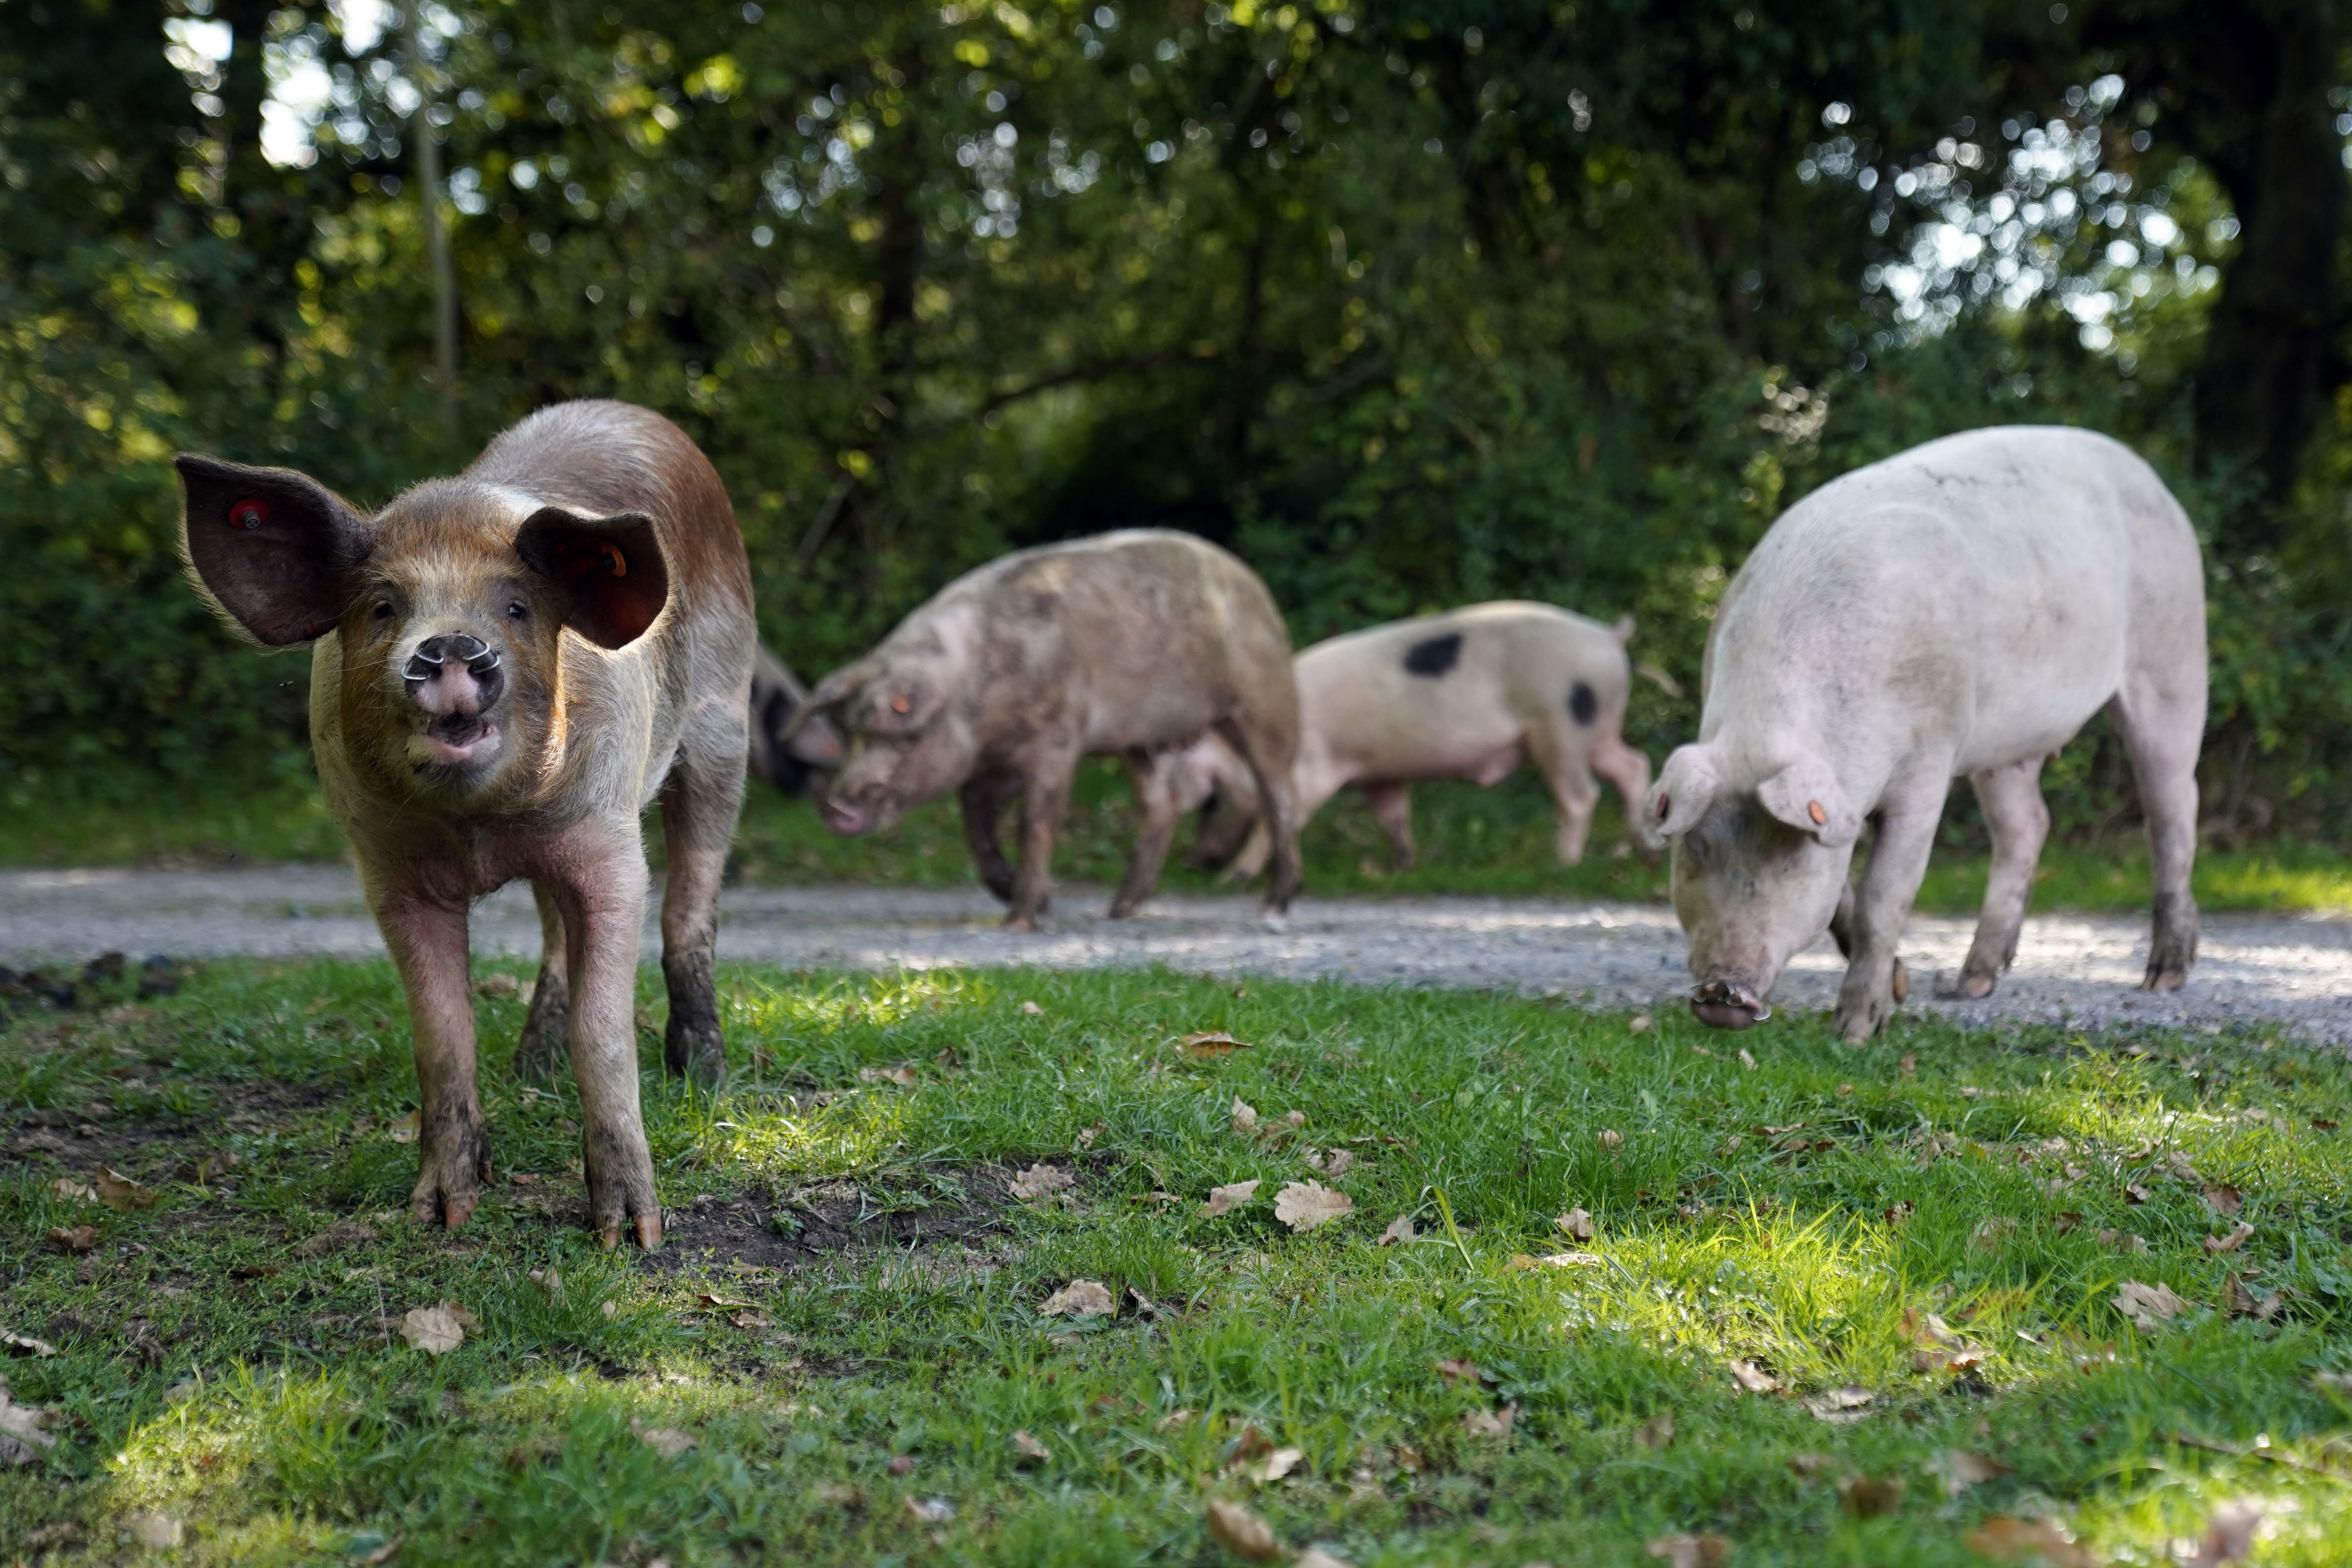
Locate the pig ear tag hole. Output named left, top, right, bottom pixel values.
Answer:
left=228, top=497, right=268, bottom=530
left=1807, top=799, right=1827, bottom=826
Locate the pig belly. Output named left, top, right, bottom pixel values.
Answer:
left=1946, top=562, right=2130, bottom=774
left=1348, top=734, right=1526, bottom=788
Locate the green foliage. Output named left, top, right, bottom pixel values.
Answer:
left=5, top=1, right=2350, bottom=844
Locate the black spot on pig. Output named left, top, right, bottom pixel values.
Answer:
left=1402, top=633, right=1463, bottom=678
left=1569, top=681, right=1598, bottom=725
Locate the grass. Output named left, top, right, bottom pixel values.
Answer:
left=6, top=958, right=2352, bottom=1564
left=10, top=764, right=2352, bottom=919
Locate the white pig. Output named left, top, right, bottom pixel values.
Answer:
left=1192, top=601, right=1656, bottom=872
left=1651, top=425, right=2206, bottom=1042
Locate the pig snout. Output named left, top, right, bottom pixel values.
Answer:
left=403, top=633, right=506, bottom=768
left=1689, top=976, right=1771, bottom=1030
left=819, top=791, right=875, bottom=836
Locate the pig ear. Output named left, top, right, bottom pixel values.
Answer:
left=1647, top=745, right=1720, bottom=840
left=514, top=507, right=670, bottom=650
left=1756, top=753, right=1860, bottom=847
left=793, top=663, right=866, bottom=735
left=175, top=454, right=369, bottom=646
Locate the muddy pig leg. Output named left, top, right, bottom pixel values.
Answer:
left=659, top=746, right=740, bottom=1087
left=1956, top=756, right=2049, bottom=999
left=1217, top=714, right=1301, bottom=917
left=960, top=772, right=1020, bottom=904
left=1363, top=781, right=1417, bottom=870
left=555, top=847, right=661, bottom=1248
left=2109, top=683, right=2203, bottom=991
left=513, top=880, right=571, bottom=1080
left=1007, top=751, right=1078, bottom=931
left=377, top=891, right=490, bottom=1230
left=1832, top=770, right=1948, bottom=1043
left=1111, top=748, right=1184, bottom=918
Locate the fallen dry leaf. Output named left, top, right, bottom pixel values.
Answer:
left=0, top=1378, right=57, bottom=1468
left=2203, top=1221, right=2256, bottom=1255
left=50, top=1178, right=96, bottom=1202
left=46, top=1226, right=96, bottom=1253
left=94, top=1165, right=157, bottom=1211
left=1076, top=1123, right=1101, bottom=1150
left=1804, top=1385, right=1874, bottom=1423
left=1838, top=1474, right=1904, bottom=1518
left=1378, top=1215, right=1416, bottom=1246
left=1635, top=1411, right=1674, bottom=1449
left=294, top=1217, right=378, bottom=1258
left=2192, top=1500, right=2264, bottom=1566
left=1202, top=1179, right=1261, bottom=1217
left=2096, top=1228, right=2148, bottom=1253
left=631, top=1417, right=697, bottom=1458
left=1272, top=1181, right=1353, bottom=1232
left=2113, top=1279, right=2185, bottom=1331
left=1038, top=1280, right=1115, bottom=1319
left=1628, top=1012, right=1653, bottom=1032
left=527, top=1268, right=565, bottom=1303
left=1460, top=1403, right=1517, bottom=1439
left=398, top=1302, right=468, bottom=1355
left=1972, top=1216, right=2019, bottom=1246
left=858, top=1064, right=918, bottom=1086
left=1739, top=1048, right=1757, bottom=1070
left=1, top=1330, right=57, bottom=1359
left=1433, top=1357, right=1482, bottom=1386
left=387, top=1110, right=420, bottom=1144
left=128, top=1513, right=183, bottom=1549
left=1538, top=1250, right=1604, bottom=1268
left=475, top=972, right=518, bottom=998
left=1019, top=1000, right=1043, bottom=1016
left=1728, top=1359, right=1782, bottom=1394
left=1556, top=1207, right=1596, bottom=1242
left=1182, top=1030, right=1249, bottom=1057
left=1786, top=1452, right=1842, bottom=1479
left=1153, top=1407, right=1196, bottom=1432
left=1934, top=1448, right=2009, bottom=1498
left=1645, top=1533, right=1730, bottom=1568
left=1251, top=1445, right=1302, bottom=1482
left=1302, top=1147, right=1355, bottom=1178
left=2226, top=1275, right=2284, bottom=1321
left=2203, top=1184, right=2244, bottom=1217
left=1011, top=1429, right=1049, bottom=1461
left=1205, top=1498, right=1282, bottom=1562
left=1598, top=1128, right=1624, bottom=1152
left=1231, top=1097, right=1259, bottom=1134
left=2122, top=1181, right=2152, bottom=1204
left=1904, top=1309, right=1989, bottom=1373
left=1008, top=1163, right=1074, bottom=1202
left=1965, top=1515, right=2098, bottom=1566
left=906, top=1495, right=957, bottom=1524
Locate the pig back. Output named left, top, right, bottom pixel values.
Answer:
left=1703, top=425, right=2200, bottom=772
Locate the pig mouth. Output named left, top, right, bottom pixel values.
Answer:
left=1689, top=977, right=1771, bottom=1030
left=820, top=796, right=875, bottom=836
left=409, top=713, right=502, bottom=770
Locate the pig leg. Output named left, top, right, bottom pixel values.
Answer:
left=1216, top=715, right=1302, bottom=915
left=377, top=893, right=491, bottom=1230
left=1832, top=772, right=1948, bottom=1043
left=1956, top=757, right=2050, bottom=999
left=2110, top=684, right=2203, bottom=990
left=1007, top=756, right=1077, bottom=930
left=959, top=772, right=1020, bottom=904
left=1363, top=781, right=1417, bottom=870
left=658, top=753, right=738, bottom=1086
left=1110, top=748, right=1183, bottom=917
left=512, top=880, right=571, bottom=1080
left=554, top=857, right=662, bottom=1248
left=1530, top=733, right=1602, bottom=865
left=1590, top=733, right=1658, bottom=859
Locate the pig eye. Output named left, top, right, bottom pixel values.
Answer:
left=372, top=601, right=394, bottom=621
left=506, top=600, right=528, bottom=621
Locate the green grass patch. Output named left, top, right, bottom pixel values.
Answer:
left=6, top=959, right=2352, bottom=1563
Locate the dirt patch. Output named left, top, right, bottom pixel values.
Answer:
left=3, top=1079, right=332, bottom=1187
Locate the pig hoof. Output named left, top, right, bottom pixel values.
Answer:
left=1261, top=911, right=1290, bottom=934
left=1003, top=914, right=1038, bottom=933
left=1889, top=959, right=1910, bottom=1004
left=663, top=1020, right=727, bottom=1086
left=1955, top=970, right=1998, bottom=1000
left=2142, top=965, right=2188, bottom=993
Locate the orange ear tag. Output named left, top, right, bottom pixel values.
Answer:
left=890, top=694, right=912, bottom=715
left=1807, top=799, right=1826, bottom=825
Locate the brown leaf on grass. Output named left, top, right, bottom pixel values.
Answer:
left=1273, top=1181, right=1352, bottom=1232
left=729, top=1309, right=772, bottom=1330
left=50, top=1178, right=96, bottom=1202
left=2166, top=1149, right=2203, bottom=1183
left=1460, top=1403, right=1517, bottom=1439
left=527, top=1268, right=565, bottom=1303
left=1598, top=1129, right=1624, bottom=1152
left=1904, top=1309, right=1989, bottom=1373
left=630, top=1417, right=697, bottom=1458
left=1635, top=1411, right=1674, bottom=1449
left=1965, top=1516, right=2098, bottom=1566
left=1934, top=1448, right=2009, bottom=1498
left=2122, top=1182, right=2152, bottom=1204
left=1786, top=1452, right=1842, bottom=1479
left=475, top=972, right=519, bottom=998
left=1739, top=1048, right=1758, bottom=1070
left=180, top=1149, right=242, bottom=1185
left=1644, top=1533, right=1730, bottom=1568
left=294, top=1218, right=378, bottom=1258
left=2226, top=1275, right=2284, bottom=1322
left=2113, top=1280, right=2185, bottom=1331
left=1728, top=1360, right=1782, bottom=1394
left=2203, top=1184, right=2244, bottom=1217
left=1182, top=1031, right=1250, bottom=1058
left=1378, top=1215, right=1417, bottom=1246
left=2203, top=1222, right=2256, bottom=1255
left=906, top=1495, right=957, bottom=1523
left=1250, top=1445, right=1303, bottom=1482
left=128, top=1513, right=184, bottom=1549
left=398, top=1302, right=468, bottom=1355
left=46, top=1226, right=96, bottom=1254
left=858, top=1064, right=918, bottom=1086
left=1038, top=1280, right=1115, bottom=1319
left=1008, top=1163, right=1074, bottom=1202
left=1202, top=1180, right=1261, bottom=1216
left=1, top=1330, right=57, bottom=1359
left=1434, top=1357, right=1482, bottom=1386
left=1302, top=1147, right=1355, bottom=1178
left=1017, top=999, right=1044, bottom=1016
left=1206, top=1498, right=1282, bottom=1561
left=1838, top=1474, right=1904, bottom=1518
left=1971, top=1216, right=2018, bottom=1247
left=1076, top=1123, right=1102, bottom=1150
left=2191, top=1500, right=2263, bottom=1566
left=388, top=1111, right=420, bottom=1145
left=2096, top=1229, right=2147, bottom=1253
left=1882, top=1201, right=1915, bottom=1227
left=1011, top=1429, right=1050, bottom=1461
left=94, top=1165, right=157, bottom=1211
left=1230, top=1097, right=1259, bottom=1134
left=1556, top=1207, right=1596, bottom=1242
left=2052, top=1211, right=2084, bottom=1234
left=1628, top=1011, right=1653, bottom=1032
left=1804, top=1385, right=1874, bottom=1423
left=0, top=1378, right=57, bottom=1468
left=1153, top=1407, right=1196, bottom=1431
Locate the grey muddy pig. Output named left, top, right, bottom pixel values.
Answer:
left=1188, top=602, right=1657, bottom=873
left=1651, top=425, right=2205, bottom=1043
left=795, top=529, right=1302, bottom=927
left=175, top=399, right=756, bottom=1249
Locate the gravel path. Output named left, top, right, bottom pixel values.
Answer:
left=4, top=864, right=2349, bottom=1040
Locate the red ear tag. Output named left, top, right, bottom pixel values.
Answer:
left=890, top=694, right=911, bottom=715
left=228, top=498, right=269, bottom=530
left=600, top=544, right=626, bottom=577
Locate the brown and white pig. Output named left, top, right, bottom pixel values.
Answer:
left=1650, top=425, right=2205, bottom=1042
left=174, top=399, right=756, bottom=1248
left=1189, top=602, right=1657, bottom=873
left=793, top=529, right=1301, bottom=927
left=748, top=643, right=843, bottom=795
